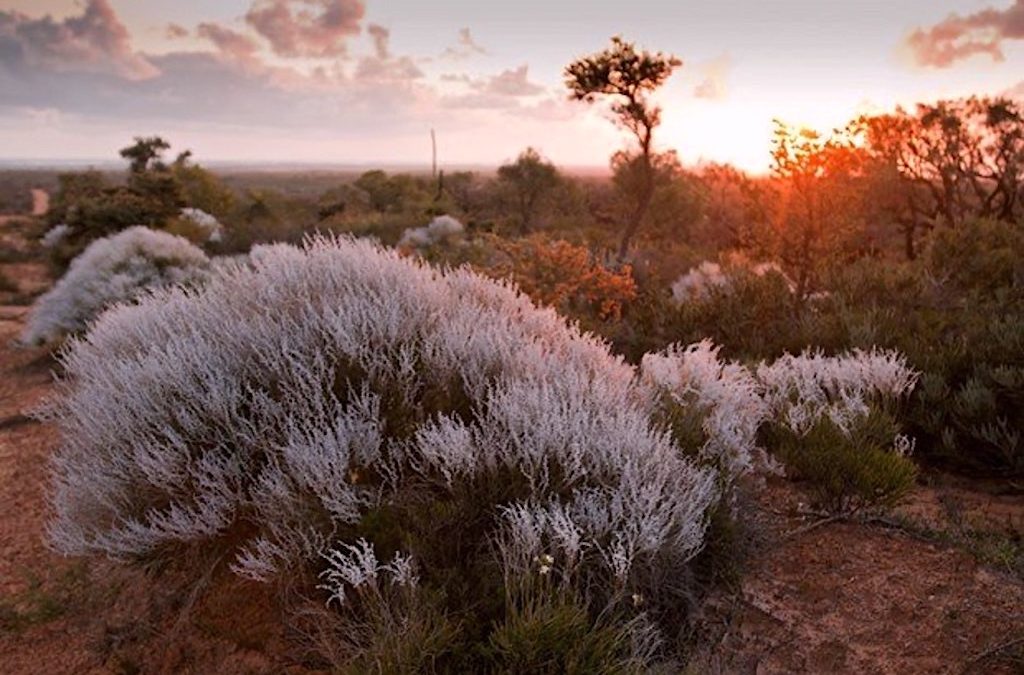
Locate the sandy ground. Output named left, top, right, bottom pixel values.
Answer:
left=0, top=250, right=1022, bottom=673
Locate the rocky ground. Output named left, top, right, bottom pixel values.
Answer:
left=0, top=218, right=1021, bottom=674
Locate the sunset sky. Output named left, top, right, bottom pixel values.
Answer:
left=2, top=0, right=1024, bottom=172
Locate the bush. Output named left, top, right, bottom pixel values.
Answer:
left=45, top=235, right=718, bottom=667
left=768, top=412, right=918, bottom=515
left=21, top=226, right=210, bottom=345
left=812, top=228, right=1024, bottom=476
left=757, top=348, right=920, bottom=514
left=484, top=234, right=638, bottom=326
left=641, top=340, right=768, bottom=480
left=397, top=214, right=465, bottom=249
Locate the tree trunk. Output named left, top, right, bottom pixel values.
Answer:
left=617, top=157, right=654, bottom=261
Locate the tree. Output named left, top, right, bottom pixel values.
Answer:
left=496, top=147, right=561, bottom=234
left=119, top=136, right=171, bottom=173
left=171, top=155, right=236, bottom=217
left=770, top=121, right=865, bottom=302
left=858, top=97, right=1024, bottom=250
left=565, top=36, right=681, bottom=259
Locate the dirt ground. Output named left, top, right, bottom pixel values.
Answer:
left=1, top=248, right=1022, bottom=673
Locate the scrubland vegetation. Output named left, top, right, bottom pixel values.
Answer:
left=1, top=36, right=1023, bottom=673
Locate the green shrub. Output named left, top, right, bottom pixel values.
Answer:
left=767, top=411, right=918, bottom=515
left=487, top=592, right=648, bottom=675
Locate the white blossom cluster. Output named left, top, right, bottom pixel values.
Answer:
left=44, top=234, right=717, bottom=595
left=670, top=259, right=791, bottom=305
left=319, top=539, right=418, bottom=607
left=41, top=223, right=73, bottom=249
left=641, top=340, right=769, bottom=479
left=397, top=215, right=465, bottom=249
left=179, top=207, right=224, bottom=243
left=757, top=348, right=920, bottom=435
left=22, top=226, right=211, bottom=345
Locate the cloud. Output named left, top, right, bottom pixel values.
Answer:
left=480, top=65, right=544, bottom=96
left=367, top=23, right=389, bottom=59
left=0, top=0, right=157, bottom=80
left=439, top=65, right=545, bottom=110
left=354, top=23, right=423, bottom=81
left=693, top=54, right=732, bottom=101
left=0, top=0, right=590, bottom=162
left=197, top=23, right=261, bottom=63
left=442, top=27, right=487, bottom=60
left=907, top=0, right=1024, bottom=67
left=245, top=0, right=365, bottom=58
left=166, top=23, right=189, bottom=40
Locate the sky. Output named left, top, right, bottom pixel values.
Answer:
left=1, top=0, right=1024, bottom=172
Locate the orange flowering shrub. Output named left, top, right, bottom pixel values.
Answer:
left=485, top=234, right=637, bottom=322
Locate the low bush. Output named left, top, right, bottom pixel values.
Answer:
left=45, top=235, right=718, bottom=668
left=21, top=226, right=210, bottom=345
left=768, top=412, right=918, bottom=514
left=757, top=348, right=920, bottom=514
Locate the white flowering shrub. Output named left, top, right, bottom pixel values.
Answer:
left=21, top=226, right=211, bottom=345
left=756, top=348, right=921, bottom=513
left=45, top=234, right=717, bottom=664
left=642, top=340, right=769, bottom=479
left=179, top=207, right=224, bottom=242
left=756, top=348, right=919, bottom=435
left=41, top=223, right=74, bottom=249
left=670, top=259, right=793, bottom=305
left=397, top=214, right=465, bottom=249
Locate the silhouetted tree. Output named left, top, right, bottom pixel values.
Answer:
left=119, top=136, right=171, bottom=173
left=565, top=36, right=681, bottom=259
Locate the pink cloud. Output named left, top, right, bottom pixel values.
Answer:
left=907, top=0, right=1024, bottom=67
left=197, top=23, right=261, bottom=63
left=0, top=0, right=157, bottom=80
left=442, top=27, right=487, bottom=60
left=244, top=0, right=365, bottom=58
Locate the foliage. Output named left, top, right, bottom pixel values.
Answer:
left=769, top=120, right=866, bottom=301
left=45, top=235, right=719, bottom=667
left=21, top=226, right=210, bottom=345
left=485, top=234, right=638, bottom=325
left=398, top=215, right=465, bottom=250
left=497, top=148, right=561, bottom=234
left=768, top=412, right=918, bottom=515
left=642, top=340, right=768, bottom=480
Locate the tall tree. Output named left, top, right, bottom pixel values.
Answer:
left=565, top=36, right=681, bottom=259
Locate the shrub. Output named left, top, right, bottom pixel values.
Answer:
left=757, top=348, right=920, bottom=514
left=40, top=224, right=74, bottom=250
left=166, top=207, right=224, bottom=243
left=45, top=235, right=718, bottom=666
left=669, top=257, right=792, bottom=306
left=485, top=234, right=638, bottom=325
left=756, top=347, right=919, bottom=435
left=641, top=340, right=768, bottom=480
left=21, top=226, right=210, bottom=345
left=768, top=412, right=918, bottom=515
left=397, top=214, right=465, bottom=249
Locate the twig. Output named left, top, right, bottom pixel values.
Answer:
left=782, top=515, right=841, bottom=540
left=961, top=635, right=1024, bottom=673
